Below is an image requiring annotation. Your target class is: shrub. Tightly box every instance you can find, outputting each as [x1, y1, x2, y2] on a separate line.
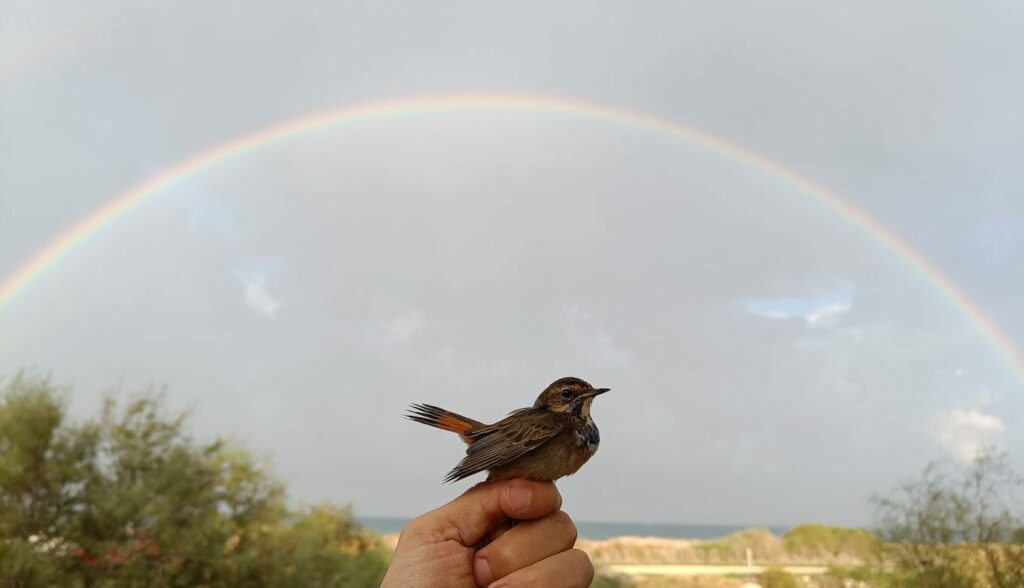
[0, 371, 387, 587]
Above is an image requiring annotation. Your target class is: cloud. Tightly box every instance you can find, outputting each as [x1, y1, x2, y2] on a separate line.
[567, 306, 631, 369]
[745, 286, 853, 329]
[384, 310, 424, 345]
[361, 309, 425, 355]
[805, 302, 851, 328]
[930, 409, 1004, 462]
[746, 306, 792, 320]
[936, 367, 970, 379]
[233, 271, 281, 318]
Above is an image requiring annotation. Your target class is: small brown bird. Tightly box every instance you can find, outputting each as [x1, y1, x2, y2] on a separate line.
[406, 377, 609, 482]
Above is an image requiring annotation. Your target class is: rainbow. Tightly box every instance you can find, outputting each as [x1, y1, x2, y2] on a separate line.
[1, 93, 1020, 377]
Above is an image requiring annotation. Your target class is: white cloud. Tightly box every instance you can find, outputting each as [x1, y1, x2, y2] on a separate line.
[567, 306, 631, 369]
[930, 409, 1004, 462]
[234, 271, 281, 318]
[362, 309, 426, 355]
[805, 302, 851, 328]
[747, 307, 791, 320]
[936, 367, 973, 380]
[745, 295, 852, 329]
[385, 310, 424, 345]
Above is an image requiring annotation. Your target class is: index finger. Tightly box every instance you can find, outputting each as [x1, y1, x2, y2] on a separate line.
[403, 478, 562, 547]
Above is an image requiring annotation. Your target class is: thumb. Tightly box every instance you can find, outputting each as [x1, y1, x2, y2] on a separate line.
[404, 479, 562, 547]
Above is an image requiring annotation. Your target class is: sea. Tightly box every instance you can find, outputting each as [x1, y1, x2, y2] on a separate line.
[360, 517, 787, 540]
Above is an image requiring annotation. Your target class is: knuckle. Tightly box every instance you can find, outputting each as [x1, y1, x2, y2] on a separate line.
[400, 518, 447, 545]
[551, 510, 578, 543]
[569, 549, 595, 586]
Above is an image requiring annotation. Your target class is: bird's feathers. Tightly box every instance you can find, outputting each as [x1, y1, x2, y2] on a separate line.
[405, 404, 485, 444]
[441, 408, 565, 482]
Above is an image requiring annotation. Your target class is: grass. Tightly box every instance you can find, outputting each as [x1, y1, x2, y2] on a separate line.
[781, 524, 881, 563]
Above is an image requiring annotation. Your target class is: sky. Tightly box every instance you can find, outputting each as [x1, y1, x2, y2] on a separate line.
[1, 1, 1023, 527]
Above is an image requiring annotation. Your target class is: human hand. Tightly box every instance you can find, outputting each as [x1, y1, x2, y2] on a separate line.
[380, 478, 593, 587]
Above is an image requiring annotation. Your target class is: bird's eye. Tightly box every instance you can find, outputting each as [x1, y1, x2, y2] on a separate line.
[560, 389, 573, 399]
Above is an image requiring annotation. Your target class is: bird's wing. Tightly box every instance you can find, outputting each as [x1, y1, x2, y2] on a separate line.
[443, 409, 564, 482]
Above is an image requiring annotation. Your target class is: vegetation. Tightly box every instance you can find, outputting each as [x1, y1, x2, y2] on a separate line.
[759, 566, 800, 588]
[0, 372, 388, 588]
[592, 573, 747, 588]
[694, 528, 781, 564]
[822, 565, 918, 588]
[871, 448, 1024, 588]
[592, 568, 633, 587]
[579, 525, 878, 566]
[781, 524, 880, 563]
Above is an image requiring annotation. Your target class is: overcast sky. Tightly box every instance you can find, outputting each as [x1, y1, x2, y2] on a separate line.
[2, 1, 1023, 527]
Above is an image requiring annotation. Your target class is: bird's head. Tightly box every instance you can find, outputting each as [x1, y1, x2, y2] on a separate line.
[534, 377, 610, 415]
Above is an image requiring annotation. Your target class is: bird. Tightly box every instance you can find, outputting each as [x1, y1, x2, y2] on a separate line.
[406, 376, 610, 482]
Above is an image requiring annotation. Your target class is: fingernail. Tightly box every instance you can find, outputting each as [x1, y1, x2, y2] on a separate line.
[507, 486, 532, 514]
[474, 556, 494, 586]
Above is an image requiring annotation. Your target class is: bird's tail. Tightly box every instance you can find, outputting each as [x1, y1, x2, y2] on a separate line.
[406, 404, 484, 444]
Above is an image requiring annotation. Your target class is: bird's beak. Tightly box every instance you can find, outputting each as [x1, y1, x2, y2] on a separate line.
[591, 388, 610, 397]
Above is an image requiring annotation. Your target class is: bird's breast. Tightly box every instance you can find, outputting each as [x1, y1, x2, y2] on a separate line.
[574, 417, 600, 454]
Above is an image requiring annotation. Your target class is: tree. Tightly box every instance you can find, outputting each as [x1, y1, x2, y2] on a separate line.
[0, 371, 388, 587]
[872, 449, 1024, 588]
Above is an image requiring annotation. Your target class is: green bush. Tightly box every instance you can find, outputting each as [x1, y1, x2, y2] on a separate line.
[0, 372, 388, 588]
